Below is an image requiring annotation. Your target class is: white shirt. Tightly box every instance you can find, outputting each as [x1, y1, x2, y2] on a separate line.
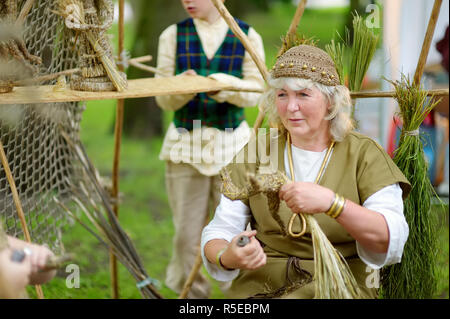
[201, 144, 409, 281]
[155, 17, 265, 176]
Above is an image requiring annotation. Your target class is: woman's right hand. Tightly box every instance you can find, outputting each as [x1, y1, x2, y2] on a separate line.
[220, 230, 266, 271]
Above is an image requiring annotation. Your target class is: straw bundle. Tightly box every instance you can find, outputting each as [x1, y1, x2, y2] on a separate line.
[55, 0, 127, 92]
[307, 215, 362, 298]
[277, 33, 318, 58]
[348, 14, 379, 94]
[324, 39, 345, 86]
[325, 13, 379, 118]
[380, 75, 441, 298]
[55, 129, 162, 299]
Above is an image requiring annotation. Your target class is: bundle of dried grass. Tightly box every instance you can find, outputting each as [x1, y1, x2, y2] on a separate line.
[348, 14, 379, 94]
[277, 33, 318, 58]
[324, 39, 345, 86]
[308, 216, 362, 298]
[380, 75, 441, 298]
[54, 0, 127, 92]
[325, 13, 379, 118]
[55, 129, 162, 299]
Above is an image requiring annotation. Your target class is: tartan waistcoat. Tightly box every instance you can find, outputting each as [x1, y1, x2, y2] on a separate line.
[174, 18, 249, 131]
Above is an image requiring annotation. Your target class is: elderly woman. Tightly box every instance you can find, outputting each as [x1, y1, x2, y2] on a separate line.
[200, 44, 411, 299]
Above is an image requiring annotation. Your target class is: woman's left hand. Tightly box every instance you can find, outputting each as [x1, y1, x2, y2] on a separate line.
[279, 182, 335, 215]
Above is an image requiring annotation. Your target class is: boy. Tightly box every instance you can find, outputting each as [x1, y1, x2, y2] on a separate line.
[155, 0, 265, 298]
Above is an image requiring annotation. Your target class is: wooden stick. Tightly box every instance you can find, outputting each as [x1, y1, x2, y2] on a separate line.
[126, 55, 152, 64]
[178, 210, 211, 299]
[413, 0, 443, 86]
[178, 247, 204, 299]
[253, 0, 308, 132]
[287, 0, 308, 39]
[13, 56, 152, 86]
[0, 139, 44, 299]
[109, 0, 126, 300]
[211, 0, 268, 82]
[128, 60, 165, 76]
[14, 68, 79, 86]
[15, 0, 36, 26]
[209, 0, 267, 134]
[351, 88, 449, 98]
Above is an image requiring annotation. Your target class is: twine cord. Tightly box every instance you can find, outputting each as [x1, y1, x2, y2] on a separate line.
[405, 129, 420, 136]
[136, 277, 161, 290]
[116, 50, 130, 69]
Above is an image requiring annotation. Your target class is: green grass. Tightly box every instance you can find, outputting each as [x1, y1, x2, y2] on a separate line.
[26, 3, 448, 299]
[435, 204, 449, 299]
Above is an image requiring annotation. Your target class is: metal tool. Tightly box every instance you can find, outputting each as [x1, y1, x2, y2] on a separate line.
[10, 249, 26, 263]
[237, 235, 250, 247]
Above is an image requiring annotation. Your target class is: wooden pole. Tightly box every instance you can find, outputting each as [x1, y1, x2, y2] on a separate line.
[13, 56, 152, 86]
[211, 0, 268, 82]
[211, 0, 269, 133]
[286, 0, 308, 41]
[178, 248, 204, 299]
[350, 88, 449, 99]
[253, 0, 307, 132]
[15, 0, 36, 26]
[128, 60, 165, 76]
[110, 0, 125, 300]
[0, 140, 44, 299]
[413, 0, 443, 86]
[178, 211, 211, 299]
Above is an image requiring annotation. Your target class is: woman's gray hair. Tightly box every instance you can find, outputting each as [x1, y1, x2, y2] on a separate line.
[259, 76, 354, 142]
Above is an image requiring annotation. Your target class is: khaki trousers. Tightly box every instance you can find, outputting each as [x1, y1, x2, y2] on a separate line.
[164, 161, 221, 299]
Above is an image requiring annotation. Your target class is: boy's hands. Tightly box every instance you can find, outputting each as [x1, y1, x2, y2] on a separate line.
[179, 69, 197, 76]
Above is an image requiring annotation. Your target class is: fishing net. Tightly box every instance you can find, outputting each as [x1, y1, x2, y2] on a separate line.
[0, 0, 90, 253]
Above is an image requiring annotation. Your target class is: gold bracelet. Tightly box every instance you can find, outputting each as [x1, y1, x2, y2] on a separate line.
[216, 248, 233, 271]
[331, 195, 346, 219]
[325, 193, 338, 215]
[325, 193, 346, 219]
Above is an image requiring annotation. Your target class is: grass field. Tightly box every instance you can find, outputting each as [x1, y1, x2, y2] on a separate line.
[26, 3, 448, 299]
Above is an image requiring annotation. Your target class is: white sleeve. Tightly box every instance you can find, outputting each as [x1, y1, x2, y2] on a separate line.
[207, 27, 265, 107]
[155, 24, 196, 111]
[201, 194, 251, 281]
[356, 183, 409, 269]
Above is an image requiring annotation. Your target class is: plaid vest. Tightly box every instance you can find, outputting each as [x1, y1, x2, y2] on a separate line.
[174, 18, 249, 131]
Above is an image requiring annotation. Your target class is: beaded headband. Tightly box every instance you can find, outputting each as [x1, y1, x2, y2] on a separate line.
[271, 44, 340, 86]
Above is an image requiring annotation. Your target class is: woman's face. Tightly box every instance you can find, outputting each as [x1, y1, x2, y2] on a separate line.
[275, 84, 330, 141]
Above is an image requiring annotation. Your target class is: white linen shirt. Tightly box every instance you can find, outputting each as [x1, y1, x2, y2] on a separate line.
[201, 144, 409, 282]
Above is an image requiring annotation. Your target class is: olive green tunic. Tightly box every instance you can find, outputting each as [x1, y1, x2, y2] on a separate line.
[222, 131, 411, 298]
